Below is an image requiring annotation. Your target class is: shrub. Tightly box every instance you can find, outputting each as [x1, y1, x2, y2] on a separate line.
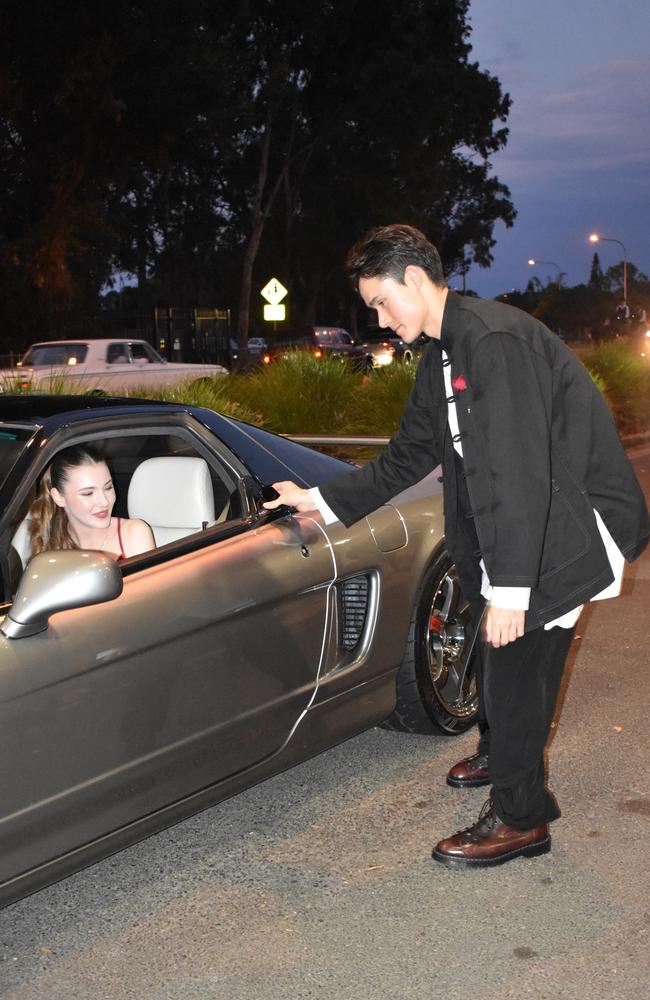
[125, 377, 258, 423]
[348, 360, 419, 435]
[223, 351, 362, 434]
[583, 341, 650, 434]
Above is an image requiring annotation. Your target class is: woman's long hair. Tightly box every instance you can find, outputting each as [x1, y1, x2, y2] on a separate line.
[28, 444, 107, 557]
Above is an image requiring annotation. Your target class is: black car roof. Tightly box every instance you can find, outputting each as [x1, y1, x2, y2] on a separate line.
[0, 394, 349, 487]
[0, 395, 185, 430]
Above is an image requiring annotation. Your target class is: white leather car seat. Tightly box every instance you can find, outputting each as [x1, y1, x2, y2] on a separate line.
[10, 512, 32, 569]
[127, 456, 216, 547]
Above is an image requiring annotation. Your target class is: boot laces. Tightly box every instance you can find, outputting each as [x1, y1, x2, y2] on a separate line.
[459, 798, 497, 842]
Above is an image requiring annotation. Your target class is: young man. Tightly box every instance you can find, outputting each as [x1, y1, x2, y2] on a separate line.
[263, 224, 649, 868]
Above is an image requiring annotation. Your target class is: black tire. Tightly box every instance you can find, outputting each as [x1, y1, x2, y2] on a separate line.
[383, 547, 479, 735]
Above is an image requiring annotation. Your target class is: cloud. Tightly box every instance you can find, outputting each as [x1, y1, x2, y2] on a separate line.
[491, 59, 650, 181]
[465, 1, 650, 295]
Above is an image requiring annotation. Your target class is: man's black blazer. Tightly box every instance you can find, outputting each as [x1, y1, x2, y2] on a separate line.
[321, 293, 649, 629]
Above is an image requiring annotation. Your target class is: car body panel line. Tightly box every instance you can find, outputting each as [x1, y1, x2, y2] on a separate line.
[0, 669, 395, 910]
[276, 513, 339, 751]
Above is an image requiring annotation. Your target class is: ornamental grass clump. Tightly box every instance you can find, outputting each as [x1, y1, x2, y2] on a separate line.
[127, 376, 257, 424]
[226, 350, 361, 435]
[0, 371, 101, 395]
[348, 358, 419, 435]
[583, 341, 650, 435]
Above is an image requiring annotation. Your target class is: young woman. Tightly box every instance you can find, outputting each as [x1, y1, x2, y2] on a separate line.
[28, 443, 155, 561]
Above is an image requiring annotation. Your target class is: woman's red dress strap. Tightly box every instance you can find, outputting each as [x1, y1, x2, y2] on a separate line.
[116, 517, 126, 560]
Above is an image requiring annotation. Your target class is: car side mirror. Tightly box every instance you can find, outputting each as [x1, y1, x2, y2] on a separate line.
[0, 550, 123, 639]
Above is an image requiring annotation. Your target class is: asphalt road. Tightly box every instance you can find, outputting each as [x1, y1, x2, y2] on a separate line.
[1, 447, 649, 1000]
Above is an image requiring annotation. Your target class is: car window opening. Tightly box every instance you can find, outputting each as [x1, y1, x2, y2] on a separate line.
[4, 428, 244, 599]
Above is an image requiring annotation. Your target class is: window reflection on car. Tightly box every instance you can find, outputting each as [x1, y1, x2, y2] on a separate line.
[20, 344, 89, 367]
[106, 341, 164, 365]
[130, 342, 162, 364]
[0, 426, 36, 490]
[106, 344, 130, 364]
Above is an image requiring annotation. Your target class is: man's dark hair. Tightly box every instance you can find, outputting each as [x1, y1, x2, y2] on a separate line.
[345, 224, 445, 291]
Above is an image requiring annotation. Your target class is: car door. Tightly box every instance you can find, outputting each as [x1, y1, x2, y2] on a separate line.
[0, 511, 335, 884]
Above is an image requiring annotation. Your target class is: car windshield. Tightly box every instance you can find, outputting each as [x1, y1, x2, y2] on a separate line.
[314, 329, 349, 343]
[20, 344, 89, 367]
[0, 425, 35, 490]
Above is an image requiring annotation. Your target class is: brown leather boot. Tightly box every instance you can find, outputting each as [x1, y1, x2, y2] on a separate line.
[432, 799, 551, 868]
[446, 751, 490, 788]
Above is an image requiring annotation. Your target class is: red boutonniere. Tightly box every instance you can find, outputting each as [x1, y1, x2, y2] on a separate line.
[452, 375, 468, 392]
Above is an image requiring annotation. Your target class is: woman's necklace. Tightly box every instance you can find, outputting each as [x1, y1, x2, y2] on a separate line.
[98, 517, 113, 552]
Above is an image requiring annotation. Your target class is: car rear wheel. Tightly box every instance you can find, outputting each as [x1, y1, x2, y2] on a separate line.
[383, 548, 479, 735]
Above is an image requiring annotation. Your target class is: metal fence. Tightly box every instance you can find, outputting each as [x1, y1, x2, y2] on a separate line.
[0, 353, 24, 369]
[99, 307, 232, 367]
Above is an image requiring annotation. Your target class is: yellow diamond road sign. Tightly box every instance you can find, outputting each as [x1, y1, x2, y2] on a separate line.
[261, 277, 288, 306]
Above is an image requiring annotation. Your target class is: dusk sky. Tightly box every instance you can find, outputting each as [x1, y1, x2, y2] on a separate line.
[462, 0, 649, 298]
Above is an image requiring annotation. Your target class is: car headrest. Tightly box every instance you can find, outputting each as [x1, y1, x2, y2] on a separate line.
[127, 456, 215, 546]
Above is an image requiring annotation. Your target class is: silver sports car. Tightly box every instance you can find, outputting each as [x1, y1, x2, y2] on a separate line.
[0, 396, 478, 908]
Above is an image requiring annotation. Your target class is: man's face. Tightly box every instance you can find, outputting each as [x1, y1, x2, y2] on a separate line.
[359, 272, 428, 343]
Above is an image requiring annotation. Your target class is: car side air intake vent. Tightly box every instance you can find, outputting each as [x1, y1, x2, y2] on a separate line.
[340, 575, 370, 651]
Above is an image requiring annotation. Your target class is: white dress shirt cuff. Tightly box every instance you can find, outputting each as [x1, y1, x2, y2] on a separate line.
[309, 487, 340, 525]
[488, 586, 531, 611]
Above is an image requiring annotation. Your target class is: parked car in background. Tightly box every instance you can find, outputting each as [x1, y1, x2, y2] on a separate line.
[0, 393, 479, 908]
[229, 337, 268, 367]
[359, 327, 424, 367]
[270, 327, 372, 371]
[1, 339, 228, 394]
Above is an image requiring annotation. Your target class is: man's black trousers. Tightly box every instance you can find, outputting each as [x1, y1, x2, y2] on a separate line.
[451, 451, 576, 830]
[474, 626, 575, 829]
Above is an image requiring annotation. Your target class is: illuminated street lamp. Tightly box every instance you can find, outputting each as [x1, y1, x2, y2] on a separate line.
[527, 258, 562, 284]
[589, 233, 628, 307]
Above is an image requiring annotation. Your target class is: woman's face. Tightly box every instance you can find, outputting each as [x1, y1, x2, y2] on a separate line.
[50, 461, 116, 533]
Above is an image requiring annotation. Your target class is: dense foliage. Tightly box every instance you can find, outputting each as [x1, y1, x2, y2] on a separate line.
[497, 261, 650, 340]
[0, 0, 514, 348]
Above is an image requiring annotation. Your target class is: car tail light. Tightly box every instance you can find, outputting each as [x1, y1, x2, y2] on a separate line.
[263, 354, 271, 364]
[313, 349, 322, 359]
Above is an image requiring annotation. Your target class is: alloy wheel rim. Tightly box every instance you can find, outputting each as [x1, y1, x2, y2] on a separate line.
[426, 565, 478, 719]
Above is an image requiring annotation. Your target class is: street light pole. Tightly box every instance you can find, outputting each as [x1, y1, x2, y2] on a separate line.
[588, 233, 628, 307]
[527, 259, 562, 284]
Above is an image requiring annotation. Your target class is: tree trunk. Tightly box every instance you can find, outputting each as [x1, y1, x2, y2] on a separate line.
[237, 216, 265, 356]
[237, 111, 291, 357]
